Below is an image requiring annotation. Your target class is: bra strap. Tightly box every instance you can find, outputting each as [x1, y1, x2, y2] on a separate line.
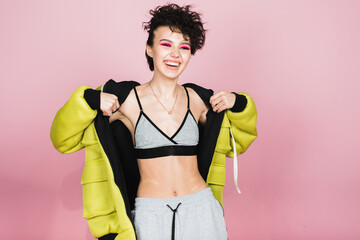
[184, 87, 190, 109]
[133, 87, 143, 111]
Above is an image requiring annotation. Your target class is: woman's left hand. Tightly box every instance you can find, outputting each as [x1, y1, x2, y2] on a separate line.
[209, 91, 236, 113]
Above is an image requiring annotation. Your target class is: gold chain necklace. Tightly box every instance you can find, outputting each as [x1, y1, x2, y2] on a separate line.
[149, 82, 179, 115]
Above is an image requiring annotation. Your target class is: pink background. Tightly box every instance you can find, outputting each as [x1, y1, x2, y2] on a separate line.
[1, 0, 359, 239]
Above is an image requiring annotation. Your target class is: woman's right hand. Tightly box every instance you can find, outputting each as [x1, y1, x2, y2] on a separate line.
[100, 92, 120, 116]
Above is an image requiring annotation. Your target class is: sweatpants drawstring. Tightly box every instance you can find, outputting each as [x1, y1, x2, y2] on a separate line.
[167, 202, 182, 240]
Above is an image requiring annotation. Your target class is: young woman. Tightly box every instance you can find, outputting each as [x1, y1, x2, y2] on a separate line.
[50, 4, 257, 240]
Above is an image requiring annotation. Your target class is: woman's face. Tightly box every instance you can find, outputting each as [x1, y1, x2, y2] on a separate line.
[146, 26, 192, 81]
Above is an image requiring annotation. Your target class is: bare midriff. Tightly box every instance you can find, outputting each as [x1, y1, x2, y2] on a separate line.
[136, 155, 208, 198]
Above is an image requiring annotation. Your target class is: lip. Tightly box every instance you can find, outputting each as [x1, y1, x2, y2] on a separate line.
[164, 60, 181, 70]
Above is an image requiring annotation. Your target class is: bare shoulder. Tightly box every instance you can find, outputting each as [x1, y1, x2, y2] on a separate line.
[119, 88, 141, 119]
[186, 87, 208, 112]
[109, 88, 140, 131]
[120, 88, 136, 109]
[186, 87, 209, 125]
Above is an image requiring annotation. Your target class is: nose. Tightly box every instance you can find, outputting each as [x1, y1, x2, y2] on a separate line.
[170, 48, 180, 58]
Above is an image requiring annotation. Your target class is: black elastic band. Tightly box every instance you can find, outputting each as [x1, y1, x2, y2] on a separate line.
[230, 92, 247, 112]
[167, 202, 182, 240]
[84, 89, 101, 110]
[133, 87, 143, 111]
[135, 145, 198, 159]
[184, 87, 190, 109]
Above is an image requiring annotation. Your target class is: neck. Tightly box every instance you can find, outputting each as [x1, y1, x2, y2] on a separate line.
[150, 73, 179, 99]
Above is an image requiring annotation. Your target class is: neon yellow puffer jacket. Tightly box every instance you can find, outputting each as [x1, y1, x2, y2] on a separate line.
[50, 81, 257, 240]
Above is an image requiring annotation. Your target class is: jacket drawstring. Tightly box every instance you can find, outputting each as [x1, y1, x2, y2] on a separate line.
[230, 128, 241, 194]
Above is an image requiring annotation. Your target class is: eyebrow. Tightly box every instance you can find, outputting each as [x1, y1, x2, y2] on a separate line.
[159, 39, 191, 46]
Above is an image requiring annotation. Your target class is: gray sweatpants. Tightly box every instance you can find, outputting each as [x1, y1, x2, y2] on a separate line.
[131, 187, 228, 240]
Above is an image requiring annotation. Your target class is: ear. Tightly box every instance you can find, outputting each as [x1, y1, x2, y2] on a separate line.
[146, 44, 153, 58]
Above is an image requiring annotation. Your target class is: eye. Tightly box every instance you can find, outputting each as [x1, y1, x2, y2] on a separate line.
[160, 42, 171, 47]
[180, 45, 190, 51]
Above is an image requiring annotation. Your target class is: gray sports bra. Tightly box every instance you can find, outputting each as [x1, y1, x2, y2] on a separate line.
[133, 86, 199, 159]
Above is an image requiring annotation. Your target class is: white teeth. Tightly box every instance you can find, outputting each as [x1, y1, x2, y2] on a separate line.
[165, 61, 179, 67]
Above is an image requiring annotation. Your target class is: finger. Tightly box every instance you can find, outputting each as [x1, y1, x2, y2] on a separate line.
[209, 92, 223, 104]
[112, 106, 120, 114]
[213, 101, 226, 113]
[211, 91, 224, 99]
[110, 103, 116, 112]
[108, 97, 119, 111]
[216, 103, 228, 113]
[113, 99, 120, 111]
[102, 106, 113, 116]
[211, 95, 225, 109]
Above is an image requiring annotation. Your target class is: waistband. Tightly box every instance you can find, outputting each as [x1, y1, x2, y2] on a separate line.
[134, 187, 214, 210]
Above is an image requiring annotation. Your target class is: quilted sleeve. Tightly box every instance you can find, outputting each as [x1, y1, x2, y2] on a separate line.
[50, 85, 100, 154]
[225, 92, 258, 157]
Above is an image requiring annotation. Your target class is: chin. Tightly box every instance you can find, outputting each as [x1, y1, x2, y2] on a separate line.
[157, 68, 184, 80]
[164, 75, 181, 81]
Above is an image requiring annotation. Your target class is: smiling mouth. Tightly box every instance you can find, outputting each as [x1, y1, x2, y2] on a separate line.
[164, 61, 180, 67]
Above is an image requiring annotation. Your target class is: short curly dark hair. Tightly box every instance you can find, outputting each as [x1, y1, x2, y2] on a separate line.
[143, 3, 206, 71]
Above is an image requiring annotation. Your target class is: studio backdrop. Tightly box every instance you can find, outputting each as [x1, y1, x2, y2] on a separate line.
[0, 0, 359, 239]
